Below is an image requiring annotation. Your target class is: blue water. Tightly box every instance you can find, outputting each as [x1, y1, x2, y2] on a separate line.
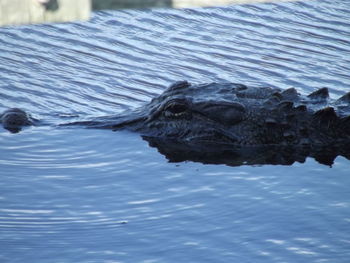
[0, 0, 350, 262]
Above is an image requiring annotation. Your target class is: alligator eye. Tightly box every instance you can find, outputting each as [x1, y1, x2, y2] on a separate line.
[164, 100, 189, 117]
[166, 103, 187, 114]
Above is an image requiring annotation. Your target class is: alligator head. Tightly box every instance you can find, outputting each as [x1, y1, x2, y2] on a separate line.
[112, 81, 350, 148]
[107, 81, 350, 165]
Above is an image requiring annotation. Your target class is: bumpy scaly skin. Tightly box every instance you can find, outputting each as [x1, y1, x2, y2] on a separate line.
[110, 81, 350, 147]
[1, 81, 350, 147]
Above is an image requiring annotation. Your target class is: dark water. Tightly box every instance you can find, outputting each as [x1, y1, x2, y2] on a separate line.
[0, 0, 350, 262]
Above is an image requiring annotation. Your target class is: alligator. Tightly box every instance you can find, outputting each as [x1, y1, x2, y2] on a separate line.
[1, 81, 350, 166]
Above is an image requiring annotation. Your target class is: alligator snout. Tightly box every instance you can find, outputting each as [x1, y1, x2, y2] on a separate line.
[0, 108, 33, 133]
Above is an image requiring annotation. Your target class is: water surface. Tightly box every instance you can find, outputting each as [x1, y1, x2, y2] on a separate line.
[0, 0, 350, 262]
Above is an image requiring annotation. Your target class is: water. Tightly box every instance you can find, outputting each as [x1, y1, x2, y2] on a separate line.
[0, 0, 350, 262]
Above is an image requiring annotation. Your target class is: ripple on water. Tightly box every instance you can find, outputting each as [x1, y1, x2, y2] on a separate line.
[1, 0, 350, 262]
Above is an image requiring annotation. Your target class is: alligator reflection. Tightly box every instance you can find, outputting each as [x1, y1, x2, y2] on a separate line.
[143, 136, 350, 166]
